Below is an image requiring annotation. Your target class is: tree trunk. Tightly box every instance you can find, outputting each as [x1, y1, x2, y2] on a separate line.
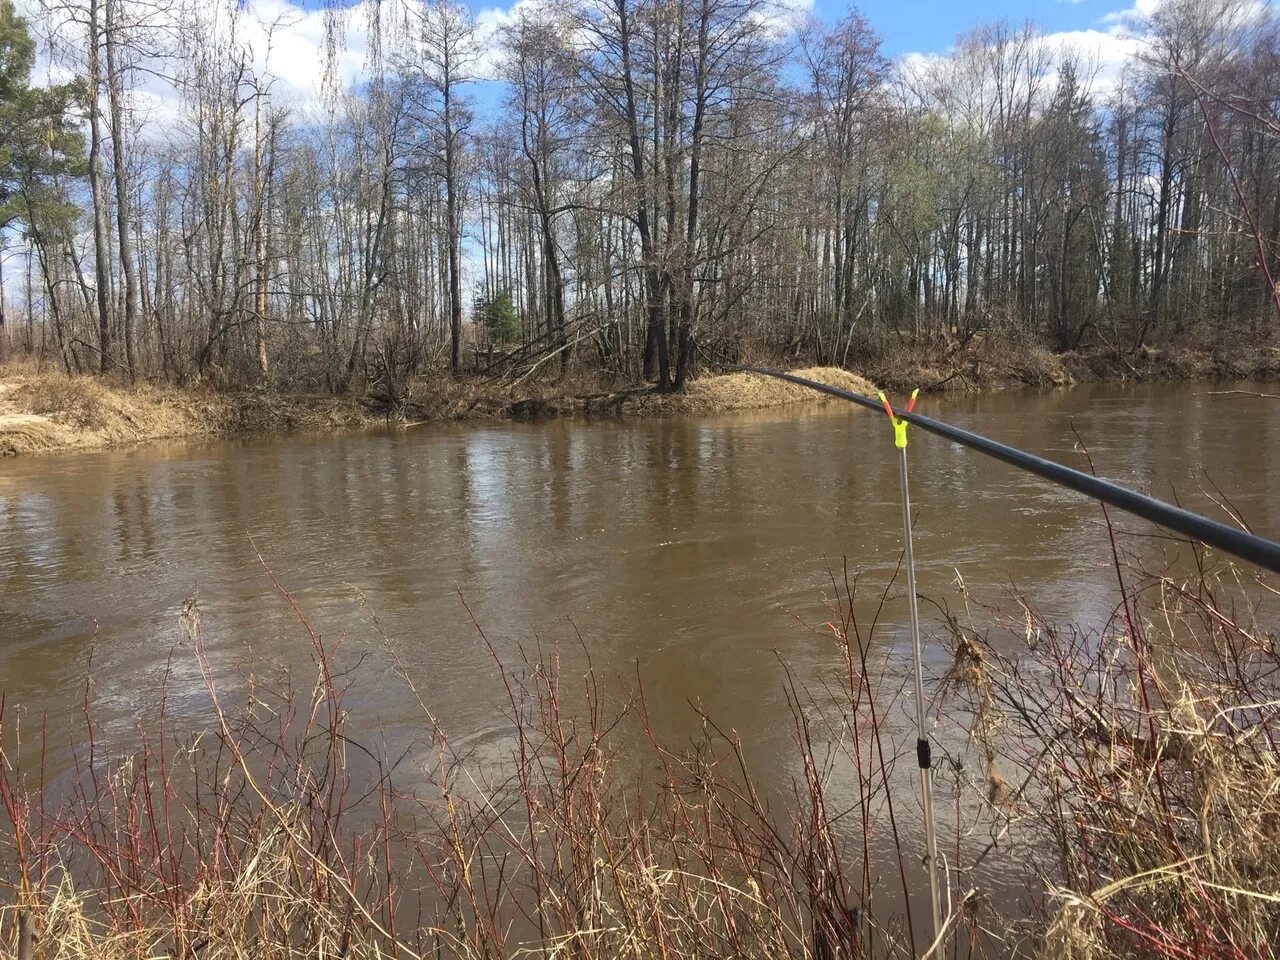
[253, 88, 271, 380]
[105, 0, 137, 380]
[87, 0, 114, 374]
[615, 0, 668, 388]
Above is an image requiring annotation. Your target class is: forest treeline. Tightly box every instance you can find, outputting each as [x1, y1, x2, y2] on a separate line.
[0, 0, 1277, 395]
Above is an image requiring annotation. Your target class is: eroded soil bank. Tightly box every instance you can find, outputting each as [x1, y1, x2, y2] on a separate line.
[4, 331, 1277, 456]
[0, 373, 376, 456]
[0, 366, 875, 456]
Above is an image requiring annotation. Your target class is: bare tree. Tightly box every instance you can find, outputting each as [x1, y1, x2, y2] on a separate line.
[6, 0, 1276, 389]
[411, 0, 477, 375]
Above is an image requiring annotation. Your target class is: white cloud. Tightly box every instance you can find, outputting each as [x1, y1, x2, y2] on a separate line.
[896, 0, 1155, 101]
[1101, 0, 1163, 28]
[219, 0, 376, 103]
[1038, 27, 1147, 94]
[757, 0, 816, 39]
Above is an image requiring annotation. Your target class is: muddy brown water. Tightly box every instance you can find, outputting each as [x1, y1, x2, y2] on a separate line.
[2, 381, 1278, 930]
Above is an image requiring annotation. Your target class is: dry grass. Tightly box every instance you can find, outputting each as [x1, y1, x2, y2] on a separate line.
[0, 375, 214, 454]
[6, 546, 1274, 959]
[660, 367, 876, 415]
[0, 369, 378, 456]
[0, 365, 873, 456]
[932, 543, 1280, 958]
[506, 367, 877, 419]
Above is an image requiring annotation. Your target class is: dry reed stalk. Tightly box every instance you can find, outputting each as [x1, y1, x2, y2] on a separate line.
[3, 543, 1277, 959]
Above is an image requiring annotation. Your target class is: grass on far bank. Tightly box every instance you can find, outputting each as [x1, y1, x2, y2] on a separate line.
[0, 363, 875, 456]
[502, 366, 875, 419]
[0, 364, 378, 456]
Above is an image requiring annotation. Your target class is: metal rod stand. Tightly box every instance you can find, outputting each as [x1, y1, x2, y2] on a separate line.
[897, 443, 943, 954]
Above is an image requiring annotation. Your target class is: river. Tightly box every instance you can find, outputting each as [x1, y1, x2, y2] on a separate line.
[2, 381, 1278, 919]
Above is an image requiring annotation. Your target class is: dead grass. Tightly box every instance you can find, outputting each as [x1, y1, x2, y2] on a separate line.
[505, 366, 877, 419]
[659, 366, 876, 415]
[0, 366, 875, 456]
[0, 375, 209, 455]
[0, 370, 379, 456]
[932, 545, 1280, 959]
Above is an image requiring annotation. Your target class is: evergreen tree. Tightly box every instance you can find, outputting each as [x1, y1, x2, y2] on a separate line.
[0, 0, 84, 234]
[484, 290, 520, 344]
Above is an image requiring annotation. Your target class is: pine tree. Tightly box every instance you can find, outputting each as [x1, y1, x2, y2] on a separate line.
[0, 0, 83, 231]
[1, 0, 82, 353]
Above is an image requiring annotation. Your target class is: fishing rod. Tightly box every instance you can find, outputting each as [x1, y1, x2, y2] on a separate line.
[734, 365, 1280, 576]
[734, 364, 1277, 956]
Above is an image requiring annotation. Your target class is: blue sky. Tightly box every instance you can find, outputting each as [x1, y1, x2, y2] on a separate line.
[814, 0, 1127, 56]
[17, 0, 1152, 138]
[277, 0, 1145, 63]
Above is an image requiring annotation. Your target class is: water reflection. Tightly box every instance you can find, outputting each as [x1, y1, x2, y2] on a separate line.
[0, 383, 1276, 788]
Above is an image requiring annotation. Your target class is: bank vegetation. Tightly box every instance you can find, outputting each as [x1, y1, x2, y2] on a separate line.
[0, 363, 880, 454]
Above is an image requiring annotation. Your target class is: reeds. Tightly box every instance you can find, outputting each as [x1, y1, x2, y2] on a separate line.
[0, 565, 918, 959]
[2, 543, 1277, 958]
[933, 548, 1280, 958]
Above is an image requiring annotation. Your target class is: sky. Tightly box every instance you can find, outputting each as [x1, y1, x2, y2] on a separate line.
[15, 0, 1161, 128]
[241, 0, 1159, 107]
[807, 0, 1146, 58]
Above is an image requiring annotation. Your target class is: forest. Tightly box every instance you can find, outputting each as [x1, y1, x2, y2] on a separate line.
[0, 0, 1278, 396]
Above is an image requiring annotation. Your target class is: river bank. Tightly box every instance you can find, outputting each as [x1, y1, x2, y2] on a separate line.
[858, 330, 1280, 391]
[0, 372, 377, 457]
[2, 334, 1276, 456]
[0, 365, 876, 457]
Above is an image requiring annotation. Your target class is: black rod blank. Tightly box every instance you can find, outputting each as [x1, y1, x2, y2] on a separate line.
[734, 365, 1280, 576]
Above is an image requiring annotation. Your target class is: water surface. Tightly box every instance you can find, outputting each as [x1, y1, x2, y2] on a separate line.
[2, 382, 1277, 904]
